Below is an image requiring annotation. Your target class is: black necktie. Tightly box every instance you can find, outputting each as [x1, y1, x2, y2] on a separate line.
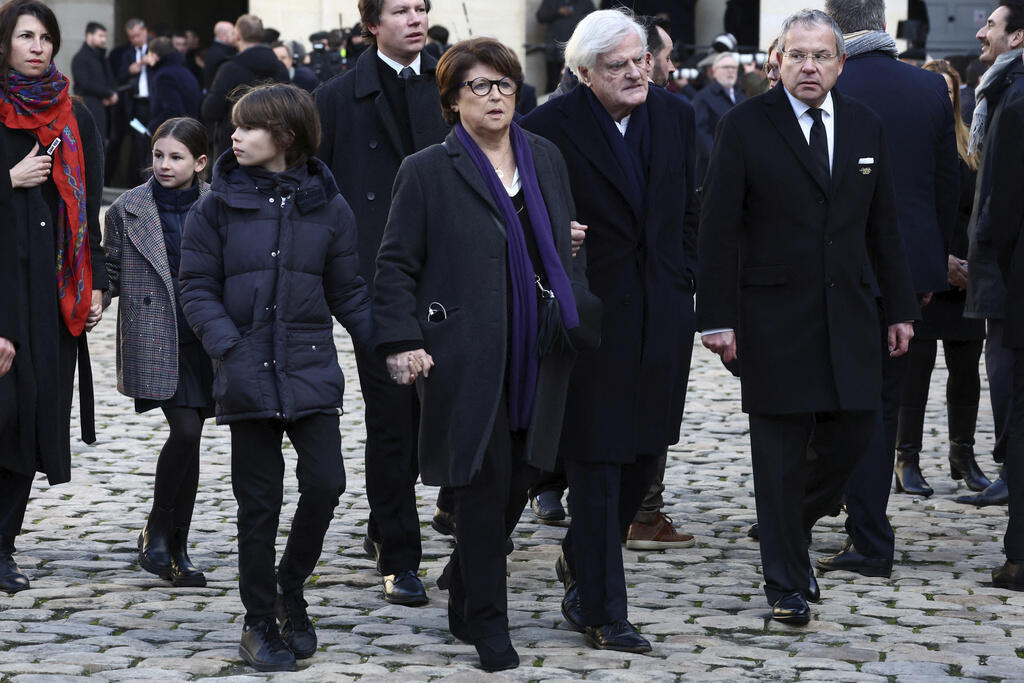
[807, 107, 830, 184]
[399, 66, 415, 81]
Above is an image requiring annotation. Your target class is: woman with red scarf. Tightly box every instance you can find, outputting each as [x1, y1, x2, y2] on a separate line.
[0, 0, 106, 593]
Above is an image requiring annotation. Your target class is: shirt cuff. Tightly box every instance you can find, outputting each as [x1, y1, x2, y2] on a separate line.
[700, 328, 734, 336]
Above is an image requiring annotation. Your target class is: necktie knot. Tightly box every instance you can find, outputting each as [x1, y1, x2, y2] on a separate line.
[808, 107, 824, 124]
[399, 66, 415, 80]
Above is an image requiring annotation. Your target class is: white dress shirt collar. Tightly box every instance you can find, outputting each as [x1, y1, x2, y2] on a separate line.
[377, 50, 421, 77]
[783, 87, 836, 171]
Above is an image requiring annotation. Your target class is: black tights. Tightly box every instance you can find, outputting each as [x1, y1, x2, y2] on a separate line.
[152, 406, 205, 528]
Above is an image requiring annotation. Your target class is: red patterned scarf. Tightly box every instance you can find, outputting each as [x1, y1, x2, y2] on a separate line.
[0, 64, 91, 336]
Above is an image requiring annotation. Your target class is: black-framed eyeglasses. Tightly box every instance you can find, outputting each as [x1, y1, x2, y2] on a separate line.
[457, 76, 519, 97]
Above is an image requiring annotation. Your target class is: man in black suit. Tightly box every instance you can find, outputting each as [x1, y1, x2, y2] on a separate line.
[989, 50, 1024, 588]
[698, 9, 918, 624]
[116, 17, 153, 186]
[72, 22, 118, 148]
[811, 0, 958, 578]
[314, 0, 448, 607]
[522, 8, 698, 652]
[536, 0, 596, 93]
[203, 21, 238, 91]
[692, 51, 745, 182]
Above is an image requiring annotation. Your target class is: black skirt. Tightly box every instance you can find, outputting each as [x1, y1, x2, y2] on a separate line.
[135, 340, 215, 418]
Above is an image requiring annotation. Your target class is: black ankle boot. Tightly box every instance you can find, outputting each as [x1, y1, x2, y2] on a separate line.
[894, 408, 932, 496]
[0, 535, 29, 593]
[169, 525, 206, 587]
[138, 506, 174, 578]
[948, 403, 991, 491]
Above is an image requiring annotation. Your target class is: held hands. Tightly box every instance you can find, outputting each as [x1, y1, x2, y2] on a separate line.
[85, 289, 103, 332]
[948, 254, 968, 290]
[887, 322, 914, 358]
[702, 330, 738, 363]
[386, 349, 435, 385]
[570, 220, 587, 258]
[0, 337, 14, 377]
[9, 143, 52, 189]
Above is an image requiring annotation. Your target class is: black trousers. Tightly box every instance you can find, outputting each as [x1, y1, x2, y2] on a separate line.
[230, 413, 345, 622]
[561, 454, 658, 625]
[987, 320, 1014, 464]
[840, 326, 912, 560]
[0, 469, 33, 538]
[750, 410, 877, 604]
[529, 462, 566, 499]
[353, 344, 422, 575]
[448, 400, 537, 638]
[1004, 348, 1024, 561]
[900, 338, 983, 414]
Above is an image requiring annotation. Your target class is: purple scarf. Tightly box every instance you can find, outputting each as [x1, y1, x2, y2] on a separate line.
[454, 122, 578, 430]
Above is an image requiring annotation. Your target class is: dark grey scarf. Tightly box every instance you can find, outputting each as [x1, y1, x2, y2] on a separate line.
[843, 30, 899, 59]
[969, 48, 1024, 156]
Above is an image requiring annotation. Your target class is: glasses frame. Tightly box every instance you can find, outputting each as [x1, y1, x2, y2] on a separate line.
[782, 50, 838, 65]
[457, 76, 520, 97]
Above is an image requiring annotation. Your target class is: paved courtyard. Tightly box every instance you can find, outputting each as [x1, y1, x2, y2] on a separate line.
[1, 294, 1021, 682]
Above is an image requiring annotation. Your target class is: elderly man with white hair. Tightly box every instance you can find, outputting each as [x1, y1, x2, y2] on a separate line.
[692, 51, 744, 182]
[522, 8, 699, 653]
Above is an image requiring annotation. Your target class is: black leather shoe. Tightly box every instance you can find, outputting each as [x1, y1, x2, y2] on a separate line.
[555, 552, 574, 589]
[583, 619, 652, 653]
[0, 536, 29, 594]
[138, 506, 174, 578]
[561, 584, 585, 632]
[956, 475, 1008, 506]
[276, 590, 317, 659]
[475, 633, 519, 672]
[816, 540, 892, 578]
[169, 526, 206, 587]
[992, 560, 1024, 590]
[771, 592, 811, 625]
[806, 568, 821, 604]
[383, 570, 428, 606]
[239, 618, 296, 672]
[747, 523, 759, 540]
[531, 490, 566, 523]
[362, 535, 380, 563]
[894, 459, 933, 497]
[431, 506, 456, 537]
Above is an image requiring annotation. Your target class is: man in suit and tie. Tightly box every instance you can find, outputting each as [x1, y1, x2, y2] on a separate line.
[314, 0, 449, 608]
[116, 17, 153, 186]
[692, 51, 744, 183]
[698, 9, 918, 624]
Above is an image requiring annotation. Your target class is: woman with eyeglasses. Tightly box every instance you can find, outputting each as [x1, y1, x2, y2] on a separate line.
[373, 37, 597, 672]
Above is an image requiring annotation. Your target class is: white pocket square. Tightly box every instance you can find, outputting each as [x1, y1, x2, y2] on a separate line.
[858, 157, 874, 164]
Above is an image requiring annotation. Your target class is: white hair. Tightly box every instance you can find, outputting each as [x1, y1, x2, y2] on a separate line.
[563, 9, 647, 78]
[712, 51, 739, 67]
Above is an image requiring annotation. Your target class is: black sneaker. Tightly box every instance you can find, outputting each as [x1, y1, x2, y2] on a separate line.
[276, 590, 317, 659]
[239, 618, 296, 671]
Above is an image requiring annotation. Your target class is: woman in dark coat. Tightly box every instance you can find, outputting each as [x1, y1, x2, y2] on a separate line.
[373, 38, 593, 672]
[180, 84, 373, 673]
[894, 59, 989, 497]
[0, 0, 106, 594]
[104, 117, 212, 587]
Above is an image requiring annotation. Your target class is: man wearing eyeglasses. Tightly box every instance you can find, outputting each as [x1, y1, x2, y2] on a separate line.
[698, 9, 918, 624]
[810, 0, 958, 579]
[314, 0, 448, 608]
[692, 51, 744, 184]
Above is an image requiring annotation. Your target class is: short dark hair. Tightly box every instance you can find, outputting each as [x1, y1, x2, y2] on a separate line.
[359, 0, 432, 42]
[150, 36, 175, 59]
[427, 25, 448, 44]
[436, 37, 522, 126]
[235, 14, 264, 44]
[231, 83, 321, 168]
[85, 21, 106, 35]
[824, 0, 886, 33]
[644, 16, 666, 55]
[0, 0, 61, 85]
[1002, 1, 1024, 34]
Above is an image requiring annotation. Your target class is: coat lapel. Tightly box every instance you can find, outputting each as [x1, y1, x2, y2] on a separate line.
[829, 89, 855, 193]
[354, 48, 407, 157]
[444, 133, 505, 236]
[763, 85, 831, 195]
[123, 182, 174, 300]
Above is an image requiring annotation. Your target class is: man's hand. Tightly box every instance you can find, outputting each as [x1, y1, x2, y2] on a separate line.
[701, 330, 737, 363]
[128, 60, 143, 75]
[85, 289, 103, 332]
[570, 220, 587, 258]
[919, 292, 933, 307]
[948, 254, 968, 290]
[386, 349, 435, 385]
[887, 322, 914, 357]
[0, 337, 14, 377]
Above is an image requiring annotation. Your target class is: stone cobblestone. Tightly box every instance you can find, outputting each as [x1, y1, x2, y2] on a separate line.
[1, 243, 1022, 679]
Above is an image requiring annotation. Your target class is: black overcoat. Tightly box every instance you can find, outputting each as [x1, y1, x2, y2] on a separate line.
[70, 43, 116, 141]
[696, 85, 919, 415]
[373, 130, 586, 486]
[521, 84, 699, 463]
[692, 79, 744, 182]
[314, 47, 449, 295]
[0, 101, 107, 484]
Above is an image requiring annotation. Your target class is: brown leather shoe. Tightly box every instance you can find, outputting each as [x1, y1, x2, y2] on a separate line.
[626, 513, 695, 550]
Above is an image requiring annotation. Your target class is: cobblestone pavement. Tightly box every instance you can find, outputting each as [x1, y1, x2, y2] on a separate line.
[1, 292, 1021, 681]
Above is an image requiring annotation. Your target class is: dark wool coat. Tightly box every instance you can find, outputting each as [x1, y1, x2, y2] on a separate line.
[314, 47, 449, 295]
[693, 79, 745, 182]
[536, 0, 596, 61]
[373, 130, 586, 486]
[148, 51, 202, 134]
[837, 51, 959, 296]
[202, 41, 238, 91]
[697, 85, 920, 415]
[988, 76, 1024, 349]
[966, 60, 1024, 321]
[522, 84, 700, 463]
[104, 179, 211, 399]
[0, 101, 107, 484]
[71, 43, 116, 141]
[179, 153, 373, 424]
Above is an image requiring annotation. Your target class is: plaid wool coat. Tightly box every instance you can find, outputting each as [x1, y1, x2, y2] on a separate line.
[103, 179, 211, 400]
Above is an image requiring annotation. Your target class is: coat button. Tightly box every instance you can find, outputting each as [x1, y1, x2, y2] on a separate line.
[311, 345, 317, 351]
[826, 239, 833, 247]
[369, 140, 378, 149]
[817, 196, 825, 204]
[271, 250, 278, 257]
[828, 279, 836, 288]
[143, 296, 152, 305]
[263, 361, 269, 367]
[367, 191, 376, 201]
[39, 221, 46, 227]
[269, 197, 275, 203]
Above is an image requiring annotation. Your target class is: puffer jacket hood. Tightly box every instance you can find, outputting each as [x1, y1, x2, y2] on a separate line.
[231, 44, 289, 82]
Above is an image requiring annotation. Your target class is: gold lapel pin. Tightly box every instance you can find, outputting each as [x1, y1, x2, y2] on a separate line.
[859, 167, 872, 175]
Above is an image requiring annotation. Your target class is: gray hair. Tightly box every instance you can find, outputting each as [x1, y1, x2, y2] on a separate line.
[124, 17, 145, 31]
[563, 9, 647, 78]
[778, 9, 846, 56]
[825, 0, 886, 33]
[712, 51, 739, 67]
